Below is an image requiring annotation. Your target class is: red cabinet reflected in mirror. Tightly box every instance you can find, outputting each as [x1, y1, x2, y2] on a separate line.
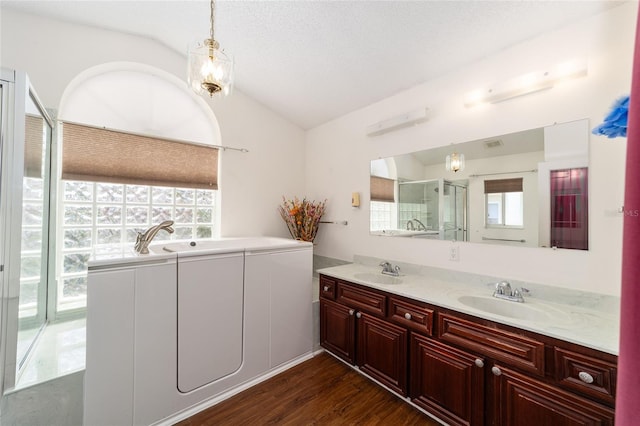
[550, 168, 588, 250]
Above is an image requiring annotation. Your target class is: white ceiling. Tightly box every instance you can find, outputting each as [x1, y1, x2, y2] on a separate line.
[2, 1, 624, 130]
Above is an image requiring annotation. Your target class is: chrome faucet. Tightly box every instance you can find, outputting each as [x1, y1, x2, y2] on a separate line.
[406, 220, 415, 230]
[135, 220, 174, 254]
[492, 280, 527, 303]
[412, 218, 427, 231]
[379, 261, 401, 277]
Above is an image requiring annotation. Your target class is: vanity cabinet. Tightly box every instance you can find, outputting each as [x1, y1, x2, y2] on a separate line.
[318, 274, 617, 426]
[357, 312, 407, 395]
[410, 333, 485, 426]
[320, 298, 355, 364]
[489, 365, 614, 426]
[319, 276, 409, 395]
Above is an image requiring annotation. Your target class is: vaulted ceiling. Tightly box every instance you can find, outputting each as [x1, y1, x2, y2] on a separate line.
[2, 1, 624, 129]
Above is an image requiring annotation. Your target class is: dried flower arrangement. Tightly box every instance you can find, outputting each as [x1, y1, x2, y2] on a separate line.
[278, 196, 327, 242]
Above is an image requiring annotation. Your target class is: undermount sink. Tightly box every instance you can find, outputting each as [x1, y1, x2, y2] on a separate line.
[457, 295, 554, 322]
[354, 272, 403, 285]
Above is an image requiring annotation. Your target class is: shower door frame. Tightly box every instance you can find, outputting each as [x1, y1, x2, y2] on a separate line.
[0, 69, 54, 394]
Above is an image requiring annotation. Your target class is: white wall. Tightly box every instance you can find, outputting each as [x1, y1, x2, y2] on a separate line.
[0, 9, 306, 239]
[306, 3, 635, 296]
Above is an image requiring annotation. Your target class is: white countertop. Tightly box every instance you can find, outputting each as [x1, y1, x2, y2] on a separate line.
[88, 237, 312, 269]
[317, 261, 620, 355]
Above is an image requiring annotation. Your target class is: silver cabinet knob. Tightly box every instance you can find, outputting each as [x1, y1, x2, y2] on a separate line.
[578, 371, 594, 384]
[475, 358, 484, 368]
[491, 366, 502, 376]
[323, 285, 329, 292]
[356, 312, 362, 319]
[348, 309, 355, 316]
[404, 312, 412, 320]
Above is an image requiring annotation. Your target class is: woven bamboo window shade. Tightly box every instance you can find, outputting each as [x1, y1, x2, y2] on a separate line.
[62, 122, 219, 190]
[484, 177, 523, 194]
[370, 176, 395, 202]
[25, 114, 44, 178]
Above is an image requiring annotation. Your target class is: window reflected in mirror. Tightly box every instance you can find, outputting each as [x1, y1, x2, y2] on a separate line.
[484, 178, 524, 227]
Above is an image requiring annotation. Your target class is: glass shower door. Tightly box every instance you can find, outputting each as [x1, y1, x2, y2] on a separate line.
[442, 182, 468, 242]
[16, 93, 52, 372]
[0, 71, 53, 391]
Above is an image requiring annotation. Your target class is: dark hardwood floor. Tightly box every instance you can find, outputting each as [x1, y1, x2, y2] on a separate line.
[176, 352, 440, 425]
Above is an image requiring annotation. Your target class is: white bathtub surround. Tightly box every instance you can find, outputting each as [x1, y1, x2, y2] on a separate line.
[85, 237, 313, 426]
[318, 255, 619, 355]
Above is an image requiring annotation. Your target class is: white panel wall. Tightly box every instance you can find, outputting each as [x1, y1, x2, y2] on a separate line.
[306, 3, 635, 296]
[0, 9, 306, 239]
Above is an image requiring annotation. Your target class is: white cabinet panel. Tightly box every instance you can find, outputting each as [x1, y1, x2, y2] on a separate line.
[269, 249, 313, 367]
[133, 262, 178, 426]
[177, 252, 245, 393]
[84, 268, 135, 426]
[245, 247, 313, 369]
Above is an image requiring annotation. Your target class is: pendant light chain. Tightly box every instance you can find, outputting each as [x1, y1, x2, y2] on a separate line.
[209, 0, 215, 42]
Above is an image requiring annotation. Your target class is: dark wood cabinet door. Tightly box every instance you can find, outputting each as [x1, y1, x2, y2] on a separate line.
[356, 312, 408, 395]
[490, 365, 614, 426]
[320, 299, 355, 364]
[410, 333, 484, 426]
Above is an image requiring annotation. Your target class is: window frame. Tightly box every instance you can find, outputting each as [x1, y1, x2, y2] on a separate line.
[50, 122, 221, 320]
[485, 191, 524, 229]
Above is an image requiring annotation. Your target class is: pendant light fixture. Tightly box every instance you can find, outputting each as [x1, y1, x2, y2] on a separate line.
[188, 0, 234, 98]
[446, 151, 465, 173]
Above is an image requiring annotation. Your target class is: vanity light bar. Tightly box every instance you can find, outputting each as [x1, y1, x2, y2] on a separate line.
[365, 108, 428, 137]
[464, 58, 588, 108]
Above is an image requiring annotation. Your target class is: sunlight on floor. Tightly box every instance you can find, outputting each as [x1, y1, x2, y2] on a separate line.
[15, 318, 86, 390]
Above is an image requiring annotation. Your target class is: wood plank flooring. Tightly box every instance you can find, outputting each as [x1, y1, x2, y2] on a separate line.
[176, 352, 440, 425]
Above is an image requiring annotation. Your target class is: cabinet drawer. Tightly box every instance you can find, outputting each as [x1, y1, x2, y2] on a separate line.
[319, 275, 337, 300]
[389, 296, 433, 336]
[554, 347, 616, 406]
[492, 365, 615, 426]
[438, 313, 544, 376]
[337, 282, 387, 317]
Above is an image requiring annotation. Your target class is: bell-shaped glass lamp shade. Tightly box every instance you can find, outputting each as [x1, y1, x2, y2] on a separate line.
[446, 152, 465, 173]
[188, 38, 234, 98]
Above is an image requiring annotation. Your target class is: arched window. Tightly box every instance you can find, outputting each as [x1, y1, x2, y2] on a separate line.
[55, 63, 220, 314]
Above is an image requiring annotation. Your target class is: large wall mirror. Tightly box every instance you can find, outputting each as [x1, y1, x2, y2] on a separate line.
[370, 119, 589, 250]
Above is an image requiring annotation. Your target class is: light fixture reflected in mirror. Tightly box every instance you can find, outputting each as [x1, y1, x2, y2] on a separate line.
[446, 151, 465, 172]
[188, 0, 234, 98]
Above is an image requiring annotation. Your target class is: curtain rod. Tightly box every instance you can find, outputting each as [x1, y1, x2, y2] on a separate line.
[470, 169, 537, 178]
[60, 120, 249, 153]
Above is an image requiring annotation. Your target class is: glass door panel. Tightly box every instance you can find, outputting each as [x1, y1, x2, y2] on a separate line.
[442, 182, 468, 242]
[16, 93, 51, 371]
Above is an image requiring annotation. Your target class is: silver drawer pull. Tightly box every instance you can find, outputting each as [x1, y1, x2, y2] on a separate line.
[356, 312, 362, 319]
[404, 312, 412, 320]
[348, 309, 355, 316]
[475, 358, 484, 368]
[491, 366, 502, 376]
[578, 371, 594, 384]
[323, 285, 329, 292]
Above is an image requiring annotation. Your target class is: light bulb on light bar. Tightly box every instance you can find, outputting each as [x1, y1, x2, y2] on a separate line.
[463, 58, 587, 108]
